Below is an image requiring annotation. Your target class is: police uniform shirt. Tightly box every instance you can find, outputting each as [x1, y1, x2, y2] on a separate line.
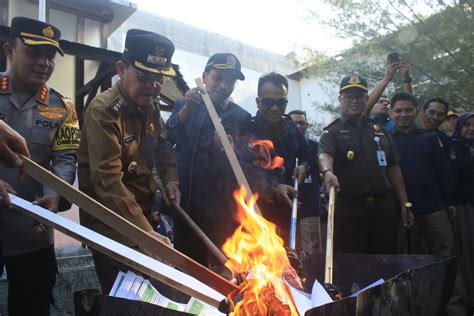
[78, 81, 179, 246]
[0, 71, 79, 256]
[318, 114, 400, 197]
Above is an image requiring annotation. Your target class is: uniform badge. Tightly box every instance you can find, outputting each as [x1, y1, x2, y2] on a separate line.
[449, 149, 457, 160]
[128, 161, 138, 173]
[123, 135, 135, 144]
[42, 26, 54, 38]
[39, 111, 63, 119]
[347, 150, 355, 161]
[0, 76, 8, 92]
[36, 85, 49, 103]
[147, 123, 155, 134]
[348, 74, 360, 84]
[373, 124, 380, 131]
[226, 55, 237, 67]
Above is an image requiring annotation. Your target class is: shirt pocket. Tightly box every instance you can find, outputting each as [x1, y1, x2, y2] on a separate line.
[337, 133, 359, 162]
[30, 126, 55, 146]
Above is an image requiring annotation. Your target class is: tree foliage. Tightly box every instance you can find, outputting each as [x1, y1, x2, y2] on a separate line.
[305, 0, 473, 111]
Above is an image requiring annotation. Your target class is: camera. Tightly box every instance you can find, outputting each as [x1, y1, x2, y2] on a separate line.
[388, 52, 400, 64]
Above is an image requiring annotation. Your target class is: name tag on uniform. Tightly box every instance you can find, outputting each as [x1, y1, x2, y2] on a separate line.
[377, 150, 387, 166]
[123, 135, 135, 144]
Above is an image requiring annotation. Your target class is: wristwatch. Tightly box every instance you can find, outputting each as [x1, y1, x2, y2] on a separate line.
[322, 168, 333, 175]
[403, 202, 413, 208]
[403, 76, 413, 83]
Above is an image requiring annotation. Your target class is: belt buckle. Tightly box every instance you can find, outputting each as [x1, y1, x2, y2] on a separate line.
[365, 197, 375, 204]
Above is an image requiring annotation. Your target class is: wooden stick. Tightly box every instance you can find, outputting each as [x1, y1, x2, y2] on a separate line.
[171, 201, 228, 265]
[9, 194, 224, 307]
[20, 156, 239, 297]
[195, 78, 261, 215]
[324, 186, 336, 284]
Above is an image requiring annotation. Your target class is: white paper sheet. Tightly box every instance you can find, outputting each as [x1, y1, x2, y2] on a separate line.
[311, 279, 333, 308]
[350, 278, 385, 297]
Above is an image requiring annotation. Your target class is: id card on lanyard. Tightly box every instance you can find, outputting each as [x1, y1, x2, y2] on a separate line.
[374, 136, 387, 166]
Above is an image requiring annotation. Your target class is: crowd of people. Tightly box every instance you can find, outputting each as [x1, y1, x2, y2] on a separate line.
[0, 17, 472, 315]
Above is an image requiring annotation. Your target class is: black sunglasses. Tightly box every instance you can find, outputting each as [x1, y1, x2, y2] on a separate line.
[260, 98, 289, 108]
[129, 67, 168, 86]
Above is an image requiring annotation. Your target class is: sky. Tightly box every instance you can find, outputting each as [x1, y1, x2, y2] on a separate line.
[130, 0, 353, 56]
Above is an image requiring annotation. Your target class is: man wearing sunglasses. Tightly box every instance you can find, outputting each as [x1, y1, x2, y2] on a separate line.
[318, 74, 412, 255]
[250, 72, 313, 245]
[78, 29, 180, 293]
[167, 53, 251, 265]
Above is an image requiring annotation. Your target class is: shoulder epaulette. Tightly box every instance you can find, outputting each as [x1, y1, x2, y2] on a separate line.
[324, 117, 340, 130]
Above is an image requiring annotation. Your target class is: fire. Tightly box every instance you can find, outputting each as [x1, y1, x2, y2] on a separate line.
[250, 140, 285, 169]
[222, 186, 299, 315]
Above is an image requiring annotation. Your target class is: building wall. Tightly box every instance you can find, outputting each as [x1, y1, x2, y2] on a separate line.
[108, 10, 302, 117]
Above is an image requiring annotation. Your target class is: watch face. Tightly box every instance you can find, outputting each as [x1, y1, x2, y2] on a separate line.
[404, 202, 413, 208]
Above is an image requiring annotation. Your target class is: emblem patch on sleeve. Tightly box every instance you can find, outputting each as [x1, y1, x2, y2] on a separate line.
[52, 97, 81, 151]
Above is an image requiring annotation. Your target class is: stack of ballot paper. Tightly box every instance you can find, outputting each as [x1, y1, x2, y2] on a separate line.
[109, 271, 224, 315]
[110, 271, 385, 315]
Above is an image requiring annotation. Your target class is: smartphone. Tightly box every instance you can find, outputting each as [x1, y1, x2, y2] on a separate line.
[388, 52, 400, 64]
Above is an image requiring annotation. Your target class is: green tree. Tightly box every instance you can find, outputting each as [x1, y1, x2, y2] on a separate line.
[305, 0, 473, 111]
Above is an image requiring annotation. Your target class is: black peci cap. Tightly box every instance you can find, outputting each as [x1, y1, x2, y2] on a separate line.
[9, 16, 63, 56]
[340, 74, 368, 93]
[122, 29, 176, 77]
[205, 53, 245, 80]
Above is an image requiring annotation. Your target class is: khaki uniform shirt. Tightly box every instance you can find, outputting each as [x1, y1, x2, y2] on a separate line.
[318, 114, 400, 198]
[78, 81, 179, 246]
[0, 71, 79, 256]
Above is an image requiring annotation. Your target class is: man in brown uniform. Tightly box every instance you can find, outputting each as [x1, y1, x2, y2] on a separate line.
[318, 74, 413, 254]
[78, 29, 180, 293]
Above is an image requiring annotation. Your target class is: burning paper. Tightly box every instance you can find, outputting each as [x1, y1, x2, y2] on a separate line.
[222, 186, 299, 315]
[250, 139, 285, 169]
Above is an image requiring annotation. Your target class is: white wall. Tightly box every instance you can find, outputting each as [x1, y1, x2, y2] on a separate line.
[299, 76, 340, 127]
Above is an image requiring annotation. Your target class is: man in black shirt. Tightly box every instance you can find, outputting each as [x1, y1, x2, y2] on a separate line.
[390, 92, 466, 315]
[389, 92, 456, 255]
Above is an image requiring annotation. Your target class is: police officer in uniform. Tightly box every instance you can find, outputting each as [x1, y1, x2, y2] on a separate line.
[0, 17, 80, 315]
[78, 29, 180, 294]
[318, 74, 413, 254]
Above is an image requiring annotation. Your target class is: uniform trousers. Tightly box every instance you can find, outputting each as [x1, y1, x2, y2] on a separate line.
[0, 245, 57, 316]
[334, 194, 399, 254]
[299, 216, 322, 257]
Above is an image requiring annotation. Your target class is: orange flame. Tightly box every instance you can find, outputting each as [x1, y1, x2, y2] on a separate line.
[250, 139, 285, 169]
[222, 186, 299, 315]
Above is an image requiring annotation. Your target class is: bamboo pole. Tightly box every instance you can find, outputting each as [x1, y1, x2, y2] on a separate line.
[171, 201, 227, 265]
[324, 186, 336, 284]
[195, 78, 262, 215]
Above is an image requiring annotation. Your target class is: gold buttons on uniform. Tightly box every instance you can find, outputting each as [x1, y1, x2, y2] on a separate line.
[346, 150, 355, 161]
[128, 161, 138, 173]
[147, 123, 155, 134]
